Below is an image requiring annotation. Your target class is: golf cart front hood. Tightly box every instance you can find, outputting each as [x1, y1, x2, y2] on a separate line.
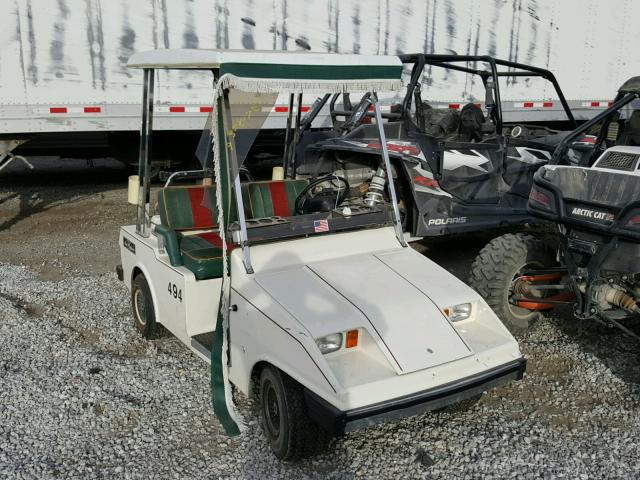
[254, 252, 472, 374]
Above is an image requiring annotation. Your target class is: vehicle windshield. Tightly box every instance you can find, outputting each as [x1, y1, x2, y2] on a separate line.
[223, 89, 399, 245]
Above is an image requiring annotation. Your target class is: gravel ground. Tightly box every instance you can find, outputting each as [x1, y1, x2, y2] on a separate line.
[2, 159, 640, 479]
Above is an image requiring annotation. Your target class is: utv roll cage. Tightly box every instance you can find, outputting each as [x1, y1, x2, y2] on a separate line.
[398, 54, 577, 132]
[550, 76, 640, 165]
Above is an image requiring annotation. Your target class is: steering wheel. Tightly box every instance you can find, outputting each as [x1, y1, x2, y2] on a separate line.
[295, 175, 350, 215]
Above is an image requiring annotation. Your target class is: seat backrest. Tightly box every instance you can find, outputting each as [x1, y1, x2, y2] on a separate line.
[243, 179, 308, 219]
[157, 185, 218, 231]
[619, 110, 640, 146]
[458, 103, 485, 142]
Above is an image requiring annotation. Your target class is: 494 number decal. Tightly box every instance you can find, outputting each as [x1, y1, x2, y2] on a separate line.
[168, 282, 182, 302]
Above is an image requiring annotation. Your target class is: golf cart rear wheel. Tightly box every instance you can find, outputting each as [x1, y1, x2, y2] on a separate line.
[469, 233, 556, 334]
[131, 273, 158, 339]
[259, 366, 331, 460]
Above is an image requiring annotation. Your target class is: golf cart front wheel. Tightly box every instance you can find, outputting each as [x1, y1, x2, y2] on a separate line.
[259, 366, 331, 460]
[469, 233, 556, 334]
[131, 273, 159, 339]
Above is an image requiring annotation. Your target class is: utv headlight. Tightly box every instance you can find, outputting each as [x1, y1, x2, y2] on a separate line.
[315, 333, 343, 354]
[445, 303, 472, 322]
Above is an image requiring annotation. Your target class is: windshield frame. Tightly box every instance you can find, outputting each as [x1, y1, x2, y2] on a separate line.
[220, 87, 407, 274]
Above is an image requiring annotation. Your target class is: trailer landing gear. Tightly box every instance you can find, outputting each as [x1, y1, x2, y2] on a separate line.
[0, 140, 33, 173]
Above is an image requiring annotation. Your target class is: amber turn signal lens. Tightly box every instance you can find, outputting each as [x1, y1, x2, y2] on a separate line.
[345, 329, 359, 348]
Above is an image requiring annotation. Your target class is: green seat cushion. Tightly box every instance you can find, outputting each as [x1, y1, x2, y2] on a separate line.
[179, 232, 232, 280]
[244, 180, 308, 219]
[158, 186, 218, 230]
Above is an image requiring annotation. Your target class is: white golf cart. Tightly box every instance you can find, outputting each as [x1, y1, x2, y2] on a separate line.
[117, 49, 526, 460]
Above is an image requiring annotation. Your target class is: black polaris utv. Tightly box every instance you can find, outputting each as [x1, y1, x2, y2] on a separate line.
[293, 54, 577, 237]
[470, 77, 640, 335]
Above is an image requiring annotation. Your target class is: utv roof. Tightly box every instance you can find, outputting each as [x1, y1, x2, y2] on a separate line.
[619, 76, 640, 95]
[127, 49, 404, 93]
[399, 53, 558, 78]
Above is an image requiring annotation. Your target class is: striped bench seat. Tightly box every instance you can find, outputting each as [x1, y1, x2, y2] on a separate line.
[242, 179, 308, 219]
[155, 185, 232, 280]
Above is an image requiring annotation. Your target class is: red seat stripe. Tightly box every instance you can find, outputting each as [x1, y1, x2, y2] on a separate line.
[268, 182, 290, 217]
[196, 232, 236, 251]
[187, 188, 214, 228]
[197, 232, 224, 247]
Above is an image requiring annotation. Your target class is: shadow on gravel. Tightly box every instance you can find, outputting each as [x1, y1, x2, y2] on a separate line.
[551, 311, 640, 390]
[0, 157, 129, 231]
[0, 157, 128, 188]
[0, 190, 93, 232]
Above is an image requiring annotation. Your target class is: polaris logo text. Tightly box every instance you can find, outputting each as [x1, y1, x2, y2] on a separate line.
[571, 207, 614, 222]
[427, 217, 467, 226]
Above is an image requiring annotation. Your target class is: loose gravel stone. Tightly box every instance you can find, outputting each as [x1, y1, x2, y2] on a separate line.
[2, 166, 640, 478]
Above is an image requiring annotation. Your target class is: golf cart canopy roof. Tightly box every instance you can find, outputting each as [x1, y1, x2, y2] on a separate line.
[619, 77, 640, 95]
[128, 49, 404, 93]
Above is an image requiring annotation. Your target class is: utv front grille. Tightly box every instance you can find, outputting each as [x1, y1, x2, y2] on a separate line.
[596, 151, 639, 171]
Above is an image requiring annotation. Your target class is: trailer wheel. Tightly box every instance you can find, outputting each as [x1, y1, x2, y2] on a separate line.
[469, 233, 556, 334]
[259, 366, 331, 460]
[131, 273, 158, 339]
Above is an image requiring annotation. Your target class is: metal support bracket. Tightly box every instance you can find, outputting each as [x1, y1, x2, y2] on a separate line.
[372, 95, 407, 247]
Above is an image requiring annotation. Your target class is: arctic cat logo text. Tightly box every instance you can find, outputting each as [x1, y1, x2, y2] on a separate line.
[427, 217, 467, 226]
[571, 207, 614, 222]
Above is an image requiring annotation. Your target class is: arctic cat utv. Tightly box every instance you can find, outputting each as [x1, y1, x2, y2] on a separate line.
[118, 49, 526, 460]
[470, 77, 640, 334]
[296, 54, 576, 238]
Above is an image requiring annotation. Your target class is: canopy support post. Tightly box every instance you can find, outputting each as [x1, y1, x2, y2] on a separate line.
[136, 68, 155, 237]
[288, 93, 303, 178]
[372, 95, 407, 247]
[282, 93, 295, 178]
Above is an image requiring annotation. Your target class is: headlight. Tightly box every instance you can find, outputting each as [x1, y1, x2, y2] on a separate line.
[315, 333, 343, 354]
[445, 303, 472, 322]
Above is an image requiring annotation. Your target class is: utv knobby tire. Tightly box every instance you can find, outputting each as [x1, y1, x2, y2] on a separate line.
[131, 273, 160, 339]
[469, 233, 556, 334]
[259, 366, 332, 461]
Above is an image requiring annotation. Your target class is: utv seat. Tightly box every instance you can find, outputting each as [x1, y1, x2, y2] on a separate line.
[458, 103, 486, 142]
[155, 185, 233, 280]
[618, 111, 640, 146]
[242, 179, 308, 219]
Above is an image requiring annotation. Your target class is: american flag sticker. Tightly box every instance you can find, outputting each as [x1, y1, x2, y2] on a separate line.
[313, 219, 329, 233]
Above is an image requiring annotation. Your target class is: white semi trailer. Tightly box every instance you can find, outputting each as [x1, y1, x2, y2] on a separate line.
[1, 0, 638, 170]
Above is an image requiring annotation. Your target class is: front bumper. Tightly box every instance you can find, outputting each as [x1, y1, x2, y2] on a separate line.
[304, 357, 526, 435]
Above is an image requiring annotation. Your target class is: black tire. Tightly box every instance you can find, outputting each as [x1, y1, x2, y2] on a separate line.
[131, 273, 159, 339]
[259, 366, 332, 460]
[469, 233, 556, 334]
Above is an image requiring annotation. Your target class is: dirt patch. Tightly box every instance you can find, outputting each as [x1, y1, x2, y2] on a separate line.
[528, 355, 575, 379]
[0, 290, 45, 318]
[0, 158, 135, 276]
